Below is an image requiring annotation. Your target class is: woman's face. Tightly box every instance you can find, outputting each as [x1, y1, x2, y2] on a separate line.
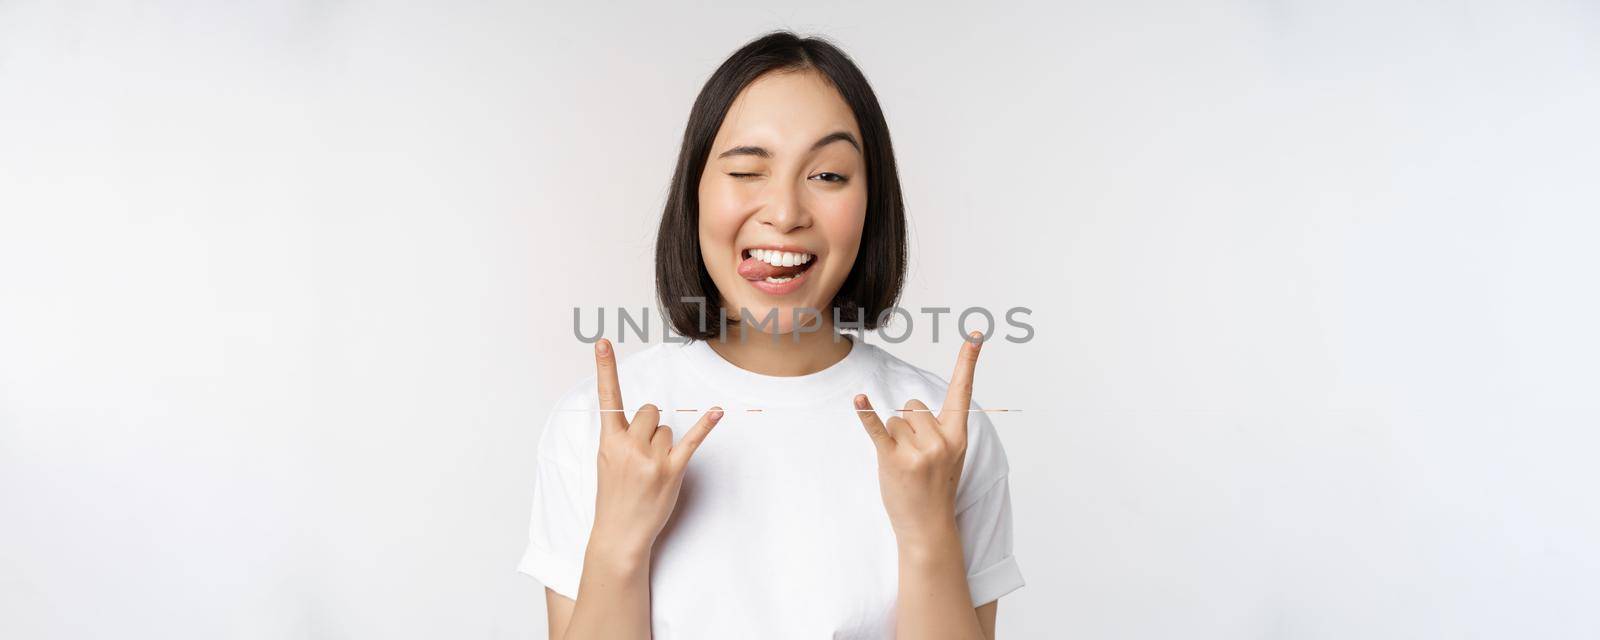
[698, 69, 868, 335]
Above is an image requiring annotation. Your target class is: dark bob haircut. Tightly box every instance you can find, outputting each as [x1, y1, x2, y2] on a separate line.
[655, 30, 907, 340]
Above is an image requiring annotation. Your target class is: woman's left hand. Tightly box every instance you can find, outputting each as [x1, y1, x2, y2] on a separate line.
[854, 332, 984, 543]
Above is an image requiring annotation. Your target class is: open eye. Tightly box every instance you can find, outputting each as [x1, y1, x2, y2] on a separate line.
[810, 172, 848, 183]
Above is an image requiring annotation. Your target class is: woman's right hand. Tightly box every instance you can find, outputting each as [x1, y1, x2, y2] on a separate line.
[587, 338, 722, 563]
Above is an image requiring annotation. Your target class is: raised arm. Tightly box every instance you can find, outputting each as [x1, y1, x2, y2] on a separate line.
[550, 339, 722, 639]
[855, 332, 998, 639]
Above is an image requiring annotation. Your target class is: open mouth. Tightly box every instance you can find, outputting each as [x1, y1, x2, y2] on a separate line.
[739, 247, 817, 283]
[737, 247, 818, 295]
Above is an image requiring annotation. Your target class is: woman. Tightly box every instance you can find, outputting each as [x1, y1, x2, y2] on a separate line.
[519, 31, 1023, 639]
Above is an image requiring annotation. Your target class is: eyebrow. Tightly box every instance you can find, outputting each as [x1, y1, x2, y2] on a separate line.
[716, 130, 862, 159]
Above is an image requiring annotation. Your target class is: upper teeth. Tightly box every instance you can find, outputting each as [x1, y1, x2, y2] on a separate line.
[749, 248, 812, 267]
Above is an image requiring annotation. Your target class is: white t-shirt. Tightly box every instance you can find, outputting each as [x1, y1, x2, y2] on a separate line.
[517, 337, 1024, 638]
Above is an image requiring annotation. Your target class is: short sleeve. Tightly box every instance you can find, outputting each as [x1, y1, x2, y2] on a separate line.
[956, 474, 1024, 606]
[955, 407, 1025, 606]
[516, 390, 597, 600]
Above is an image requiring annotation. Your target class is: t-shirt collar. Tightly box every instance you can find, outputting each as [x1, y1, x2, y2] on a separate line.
[675, 334, 876, 408]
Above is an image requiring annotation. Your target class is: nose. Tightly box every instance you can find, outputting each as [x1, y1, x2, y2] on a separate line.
[753, 176, 812, 233]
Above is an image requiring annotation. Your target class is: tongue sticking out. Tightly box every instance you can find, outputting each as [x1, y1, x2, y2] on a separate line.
[739, 255, 810, 280]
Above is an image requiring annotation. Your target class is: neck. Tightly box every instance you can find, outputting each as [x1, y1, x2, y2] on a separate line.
[705, 318, 854, 377]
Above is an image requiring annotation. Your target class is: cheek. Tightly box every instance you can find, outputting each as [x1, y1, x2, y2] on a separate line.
[815, 193, 868, 263]
[697, 184, 741, 246]
[696, 184, 745, 291]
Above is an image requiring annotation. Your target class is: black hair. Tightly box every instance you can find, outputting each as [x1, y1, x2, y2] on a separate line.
[654, 30, 907, 340]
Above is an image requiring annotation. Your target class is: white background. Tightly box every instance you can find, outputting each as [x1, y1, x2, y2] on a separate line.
[3, 1, 1598, 638]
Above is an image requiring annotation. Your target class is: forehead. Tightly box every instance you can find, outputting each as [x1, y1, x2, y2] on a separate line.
[714, 69, 861, 151]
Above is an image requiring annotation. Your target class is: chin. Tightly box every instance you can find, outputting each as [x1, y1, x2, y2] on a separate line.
[725, 301, 828, 336]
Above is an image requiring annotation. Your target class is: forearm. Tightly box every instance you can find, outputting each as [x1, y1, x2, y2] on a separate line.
[561, 540, 653, 639]
[895, 520, 985, 640]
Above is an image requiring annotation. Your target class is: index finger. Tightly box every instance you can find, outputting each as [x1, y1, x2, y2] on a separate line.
[940, 331, 984, 425]
[593, 339, 627, 433]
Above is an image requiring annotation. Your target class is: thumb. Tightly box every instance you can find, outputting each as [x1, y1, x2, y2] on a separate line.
[854, 394, 892, 451]
[670, 407, 723, 469]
